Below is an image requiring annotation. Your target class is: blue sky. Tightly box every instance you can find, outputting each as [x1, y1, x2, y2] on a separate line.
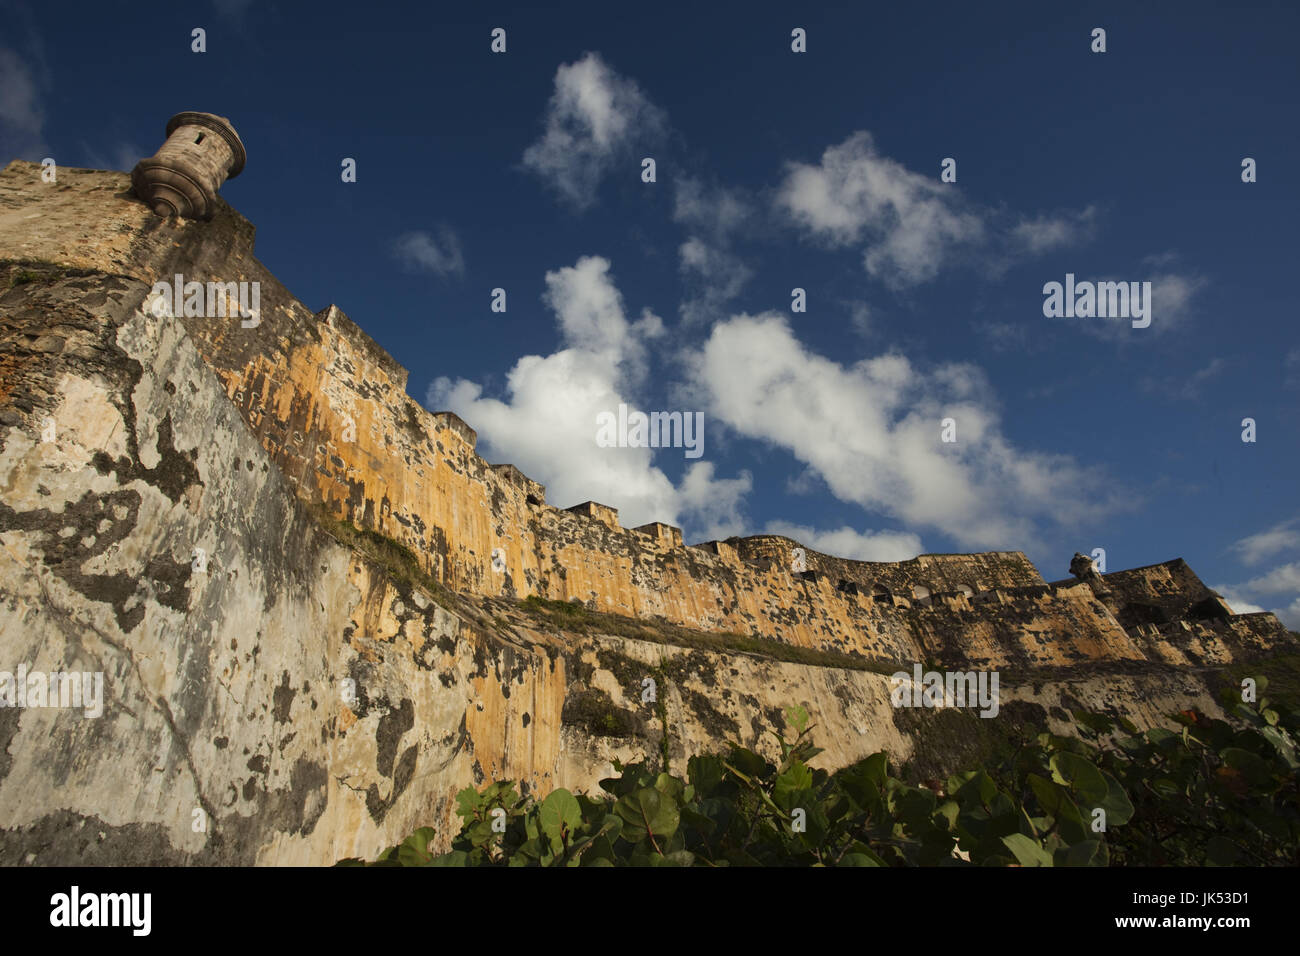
[2, 0, 1297, 624]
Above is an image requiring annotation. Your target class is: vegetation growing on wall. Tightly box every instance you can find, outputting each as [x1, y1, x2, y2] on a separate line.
[342, 681, 1300, 866]
[520, 594, 902, 674]
[309, 505, 454, 611]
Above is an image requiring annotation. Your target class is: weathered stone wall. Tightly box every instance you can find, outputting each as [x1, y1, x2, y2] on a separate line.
[1, 159, 1297, 866]
[6, 161, 1286, 674]
[1083, 559, 1225, 627]
[0, 257, 936, 864]
[1126, 613, 1295, 667]
[735, 536, 1046, 592]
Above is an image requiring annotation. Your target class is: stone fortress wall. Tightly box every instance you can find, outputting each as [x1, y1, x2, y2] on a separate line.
[0, 156, 1293, 677]
[0, 151, 1296, 865]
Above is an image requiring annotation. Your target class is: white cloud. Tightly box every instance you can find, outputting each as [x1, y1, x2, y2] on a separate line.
[678, 461, 752, 540]
[1217, 546, 1300, 628]
[1149, 272, 1205, 327]
[1011, 207, 1098, 254]
[522, 52, 665, 210]
[1276, 597, 1300, 630]
[683, 311, 1123, 551]
[776, 132, 984, 287]
[537, 253, 663, 377]
[426, 256, 749, 536]
[1229, 517, 1300, 565]
[763, 521, 923, 562]
[784, 467, 824, 496]
[1243, 561, 1300, 595]
[1073, 270, 1207, 342]
[775, 131, 1096, 289]
[0, 46, 45, 160]
[393, 227, 465, 278]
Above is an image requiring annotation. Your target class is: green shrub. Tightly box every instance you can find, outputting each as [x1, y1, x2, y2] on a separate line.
[341, 686, 1299, 867]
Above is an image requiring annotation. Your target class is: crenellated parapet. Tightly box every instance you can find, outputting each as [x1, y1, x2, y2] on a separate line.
[1, 156, 1294, 673]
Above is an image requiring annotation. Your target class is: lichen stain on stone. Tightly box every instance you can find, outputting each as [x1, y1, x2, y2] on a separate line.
[0, 159, 1295, 865]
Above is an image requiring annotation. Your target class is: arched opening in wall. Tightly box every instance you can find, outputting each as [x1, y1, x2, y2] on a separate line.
[872, 583, 891, 604]
[526, 494, 542, 507]
[912, 586, 932, 607]
[836, 579, 859, 596]
[195, 133, 205, 144]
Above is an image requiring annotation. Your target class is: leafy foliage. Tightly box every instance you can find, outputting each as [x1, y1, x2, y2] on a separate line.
[1092, 679, 1300, 865]
[341, 689, 1300, 867]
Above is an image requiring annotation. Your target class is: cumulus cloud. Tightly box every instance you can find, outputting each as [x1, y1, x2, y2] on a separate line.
[682, 311, 1123, 550]
[1216, 582, 1300, 630]
[763, 521, 923, 562]
[393, 227, 465, 278]
[776, 132, 983, 286]
[1229, 517, 1300, 565]
[775, 131, 1095, 289]
[426, 256, 749, 536]
[1243, 561, 1300, 595]
[1217, 521, 1300, 627]
[0, 46, 45, 160]
[678, 461, 753, 540]
[522, 52, 666, 210]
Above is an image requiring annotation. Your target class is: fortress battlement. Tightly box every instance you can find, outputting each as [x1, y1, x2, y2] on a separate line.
[2, 133, 1298, 867]
[0, 157, 1293, 674]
